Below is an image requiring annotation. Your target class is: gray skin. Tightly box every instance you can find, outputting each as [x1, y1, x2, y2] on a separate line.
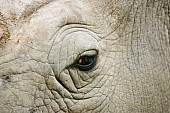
[0, 0, 170, 113]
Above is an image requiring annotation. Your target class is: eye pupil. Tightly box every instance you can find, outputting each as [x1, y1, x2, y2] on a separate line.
[79, 56, 93, 65]
[76, 55, 97, 71]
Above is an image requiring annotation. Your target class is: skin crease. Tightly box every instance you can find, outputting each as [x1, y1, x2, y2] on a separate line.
[0, 0, 170, 113]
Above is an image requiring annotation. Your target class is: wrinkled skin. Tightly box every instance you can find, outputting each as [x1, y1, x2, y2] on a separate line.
[0, 0, 170, 113]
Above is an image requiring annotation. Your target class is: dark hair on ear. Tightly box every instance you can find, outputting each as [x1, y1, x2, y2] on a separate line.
[0, 12, 10, 48]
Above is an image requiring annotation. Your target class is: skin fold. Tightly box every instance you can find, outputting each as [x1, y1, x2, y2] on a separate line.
[0, 0, 169, 113]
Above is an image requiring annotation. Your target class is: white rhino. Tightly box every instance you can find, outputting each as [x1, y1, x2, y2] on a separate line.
[0, 0, 170, 113]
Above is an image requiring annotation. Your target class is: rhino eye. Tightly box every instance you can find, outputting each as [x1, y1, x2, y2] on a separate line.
[76, 55, 97, 71]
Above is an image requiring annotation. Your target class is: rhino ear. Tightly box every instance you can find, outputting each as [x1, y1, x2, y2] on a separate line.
[0, 12, 10, 48]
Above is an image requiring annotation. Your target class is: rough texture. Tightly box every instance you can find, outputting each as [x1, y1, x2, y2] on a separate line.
[0, 0, 170, 113]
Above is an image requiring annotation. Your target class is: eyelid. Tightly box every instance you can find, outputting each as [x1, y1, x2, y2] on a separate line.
[77, 49, 98, 58]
